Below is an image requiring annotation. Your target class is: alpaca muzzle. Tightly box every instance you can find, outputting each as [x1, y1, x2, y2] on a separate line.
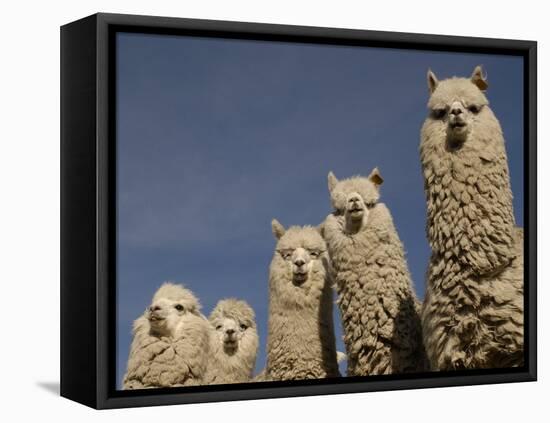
[345, 193, 366, 220]
[147, 309, 166, 322]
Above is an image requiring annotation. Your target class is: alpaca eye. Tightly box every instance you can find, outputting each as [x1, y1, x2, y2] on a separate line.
[432, 108, 446, 119]
[310, 251, 320, 258]
[240, 324, 247, 331]
[174, 304, 184, 311]
[280, 250, 293, 260]
[216, 325, 222, 330]
[468, 105, 480, 114]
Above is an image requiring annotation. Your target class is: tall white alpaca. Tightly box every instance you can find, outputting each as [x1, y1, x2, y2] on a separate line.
[123, 283, 211, 389]
[204, 298, 259, 384]
[420, 66, 523, 370]
[264, 220, 340, 381]
[322, 169, 424, 375]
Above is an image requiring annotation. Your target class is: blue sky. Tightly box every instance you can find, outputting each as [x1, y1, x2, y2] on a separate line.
[116, 32, 524, 388]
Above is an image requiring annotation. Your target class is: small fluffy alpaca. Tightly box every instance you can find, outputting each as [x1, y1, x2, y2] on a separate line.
[322, 169, 425, 376]
[420, 66, 524, 370]
[123, 282, 211, 389]
[264, 220, 340, 381]
[204, 298, 259, 385]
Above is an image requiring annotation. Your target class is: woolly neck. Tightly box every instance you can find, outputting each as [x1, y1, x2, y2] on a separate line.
[324, 204, 399, 270]
[420, 108, 516, 276]
[206, 333, 257, 384]
[265, 255, 338, 379]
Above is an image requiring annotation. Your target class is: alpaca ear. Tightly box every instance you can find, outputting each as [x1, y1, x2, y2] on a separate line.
[317, 223, 325, 238]
[368, 167, 384, 187]
[471, 65, 488, 91]
[328, 171, 338, 192]
[427, 69, 439, 94]
[271, 219, 286, 240]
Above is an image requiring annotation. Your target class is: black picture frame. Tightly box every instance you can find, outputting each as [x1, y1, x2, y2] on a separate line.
[60, 12, 537, 409]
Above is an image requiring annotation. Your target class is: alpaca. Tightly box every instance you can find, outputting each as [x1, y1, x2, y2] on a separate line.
[420, 66, 524, 370]
[204, 298, 259, 385]
[264, 220, 340, 381]
[321, 169, 425, 376]
[123, 282, 211, 389]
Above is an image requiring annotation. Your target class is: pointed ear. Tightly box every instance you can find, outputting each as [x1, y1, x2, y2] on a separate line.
[317, 223, 325, 238]
[271, 219, 286, 240]
[471, 65, 488, 91]
[427, 69, 439, 94]
[328, 171, 338, 192]
[368, 167, 384, 187]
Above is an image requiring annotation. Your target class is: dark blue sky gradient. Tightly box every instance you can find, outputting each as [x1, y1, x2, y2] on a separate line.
[116, 32, 523, 387]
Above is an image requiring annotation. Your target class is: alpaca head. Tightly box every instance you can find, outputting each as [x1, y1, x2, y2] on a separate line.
[425, 66, 492, 151]
[271, 220, 328, 289]
[146, 282, 202, 337]
[327, 169, 383, 233]
[209, 299, 258, 356]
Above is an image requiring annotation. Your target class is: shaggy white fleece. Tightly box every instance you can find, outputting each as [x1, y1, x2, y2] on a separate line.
[204, 298, 259, 384]
[322, 169, 425, 375]
[420, 66, 524, 370]
[123, 282, 211, 389]
[263, 220, 340, 381]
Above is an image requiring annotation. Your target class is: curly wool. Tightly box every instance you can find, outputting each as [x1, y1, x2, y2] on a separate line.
[122, 282, 211, 389]
[204, 298, 259, 385]
[322, 171, 425, 376]
[264, 222, 340, 381]
[420, 67, 524, 370]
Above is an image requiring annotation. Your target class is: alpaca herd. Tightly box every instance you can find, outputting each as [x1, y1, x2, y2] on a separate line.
[123, 66, 524, 389]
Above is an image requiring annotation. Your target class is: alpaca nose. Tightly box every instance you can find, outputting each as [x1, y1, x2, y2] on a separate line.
[226, 328, 235, 335]
[149, 305, 161, 312]
[451, 107, 463, 116]
[295, 258, 306, 267]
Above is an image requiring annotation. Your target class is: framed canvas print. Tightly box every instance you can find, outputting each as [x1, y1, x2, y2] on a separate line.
[60, 12, 537, 409]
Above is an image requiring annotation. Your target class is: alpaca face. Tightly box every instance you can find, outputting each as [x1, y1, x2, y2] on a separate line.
[146, 297, 191, 337]
[271, 221, 328, 287]
[327, 169, 383, 233]
[212, 317, 249, 352]
[280, 246, 319, 285]
[425, 67, 490, 150]
[146, 283, 201, 337]
[208, 299, 258, 364]
[145, 298, 201, 337]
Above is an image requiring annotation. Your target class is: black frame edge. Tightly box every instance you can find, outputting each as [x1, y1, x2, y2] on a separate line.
[526, 42, 537, 380]
[100, 370, 536, 409]
[94, 12, 536, 49]
[60, 14, 99, 409]
[96, 12, 112, 410]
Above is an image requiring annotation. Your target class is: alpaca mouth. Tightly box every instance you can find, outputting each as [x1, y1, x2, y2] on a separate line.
[223, 341, 238, 355]
[348, 208, 364, 220]
[148, 315, 165, 322]
[348, 207, 364, 215]
[449, 121, 467, 130]
[293, 272, 308, 284]
[224, 339, 238, 348]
